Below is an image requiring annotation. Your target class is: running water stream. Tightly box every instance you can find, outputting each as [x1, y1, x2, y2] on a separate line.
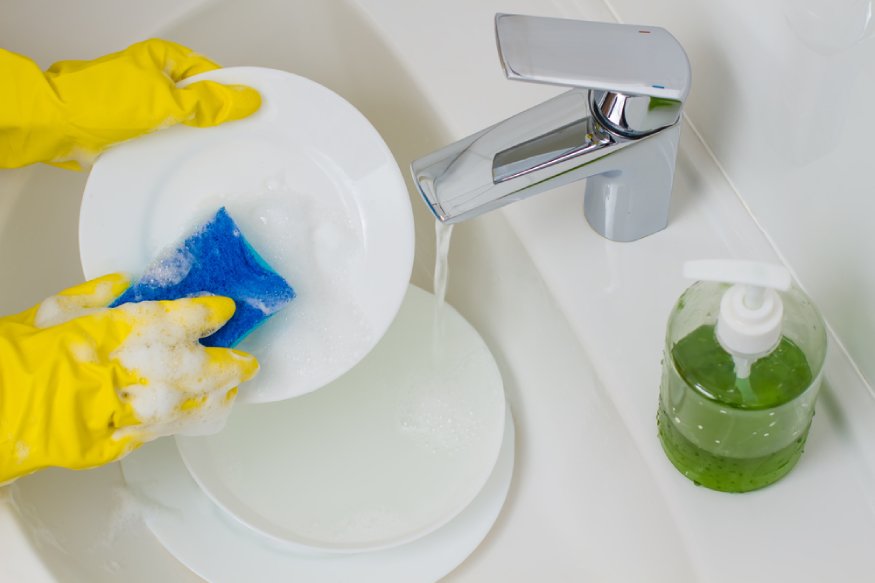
[433, 221, 454, 352]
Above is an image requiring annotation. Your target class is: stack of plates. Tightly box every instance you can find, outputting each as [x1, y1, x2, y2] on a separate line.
[120, 285, 513, 581]
[81, 68, 513, 582]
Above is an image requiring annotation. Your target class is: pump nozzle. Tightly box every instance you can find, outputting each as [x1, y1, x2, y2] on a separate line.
[683, 260, 792, 379]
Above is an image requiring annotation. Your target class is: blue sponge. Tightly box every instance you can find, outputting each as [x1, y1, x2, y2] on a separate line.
[111, 207, 295, 348]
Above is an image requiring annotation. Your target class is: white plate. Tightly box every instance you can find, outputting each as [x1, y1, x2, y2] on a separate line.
[176, 285, 507, 553]
[121, 407, 514, 583]
[79, 67, 414, 403]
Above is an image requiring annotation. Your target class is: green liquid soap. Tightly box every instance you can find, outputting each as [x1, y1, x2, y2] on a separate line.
[657, 324, 816, 492]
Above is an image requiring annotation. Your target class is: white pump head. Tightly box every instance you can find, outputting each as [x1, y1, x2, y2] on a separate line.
[683, 260, 792, 378]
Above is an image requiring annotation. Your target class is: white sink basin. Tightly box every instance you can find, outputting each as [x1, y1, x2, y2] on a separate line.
[3, 0, 875, 582]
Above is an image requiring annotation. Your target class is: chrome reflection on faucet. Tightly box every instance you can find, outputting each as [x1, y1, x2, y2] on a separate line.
[411, 14, 691, 242]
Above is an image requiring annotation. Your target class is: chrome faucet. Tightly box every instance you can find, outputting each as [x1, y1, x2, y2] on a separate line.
[410, 14, 691, 242]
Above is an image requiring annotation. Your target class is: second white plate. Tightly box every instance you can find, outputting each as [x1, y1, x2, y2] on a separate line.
[176, 285, 507, 554]
[121, 407, 514, 583]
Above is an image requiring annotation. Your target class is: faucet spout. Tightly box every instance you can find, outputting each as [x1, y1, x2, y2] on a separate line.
[409, 14, 690, 242]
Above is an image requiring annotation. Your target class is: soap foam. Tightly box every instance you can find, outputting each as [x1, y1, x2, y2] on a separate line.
[111, 301, 252, 441]
[397, 362, 484, 454]
[139, 247, 194, 287]
[30, 282, 242, 441]
[34, 280, 119, 328]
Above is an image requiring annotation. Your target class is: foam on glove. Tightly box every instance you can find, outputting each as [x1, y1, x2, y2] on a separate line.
[111, 207, 295, 347]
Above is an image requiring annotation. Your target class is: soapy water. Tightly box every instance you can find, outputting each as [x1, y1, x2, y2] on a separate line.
[400, 263, 491, 456]
[396, 366, 484, 455]
[393, 220, 483, 454]
[193, 176, 374, 401]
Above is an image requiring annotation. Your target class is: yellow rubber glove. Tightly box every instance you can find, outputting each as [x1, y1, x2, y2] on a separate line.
[0, 39, 260, 169]
[0, 274, 259, 484]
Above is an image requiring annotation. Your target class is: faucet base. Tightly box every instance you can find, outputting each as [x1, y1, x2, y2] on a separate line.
[582, 124, 681, 242]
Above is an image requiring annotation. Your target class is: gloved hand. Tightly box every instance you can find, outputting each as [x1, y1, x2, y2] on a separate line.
[0, 39, 260, 169]
[0, 274, 259, 484]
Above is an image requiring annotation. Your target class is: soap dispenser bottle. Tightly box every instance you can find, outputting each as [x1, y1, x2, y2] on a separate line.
[657, 260, 827, 492]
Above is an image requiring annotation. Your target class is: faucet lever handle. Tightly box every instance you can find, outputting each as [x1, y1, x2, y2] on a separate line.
[495, 14, 691, 103]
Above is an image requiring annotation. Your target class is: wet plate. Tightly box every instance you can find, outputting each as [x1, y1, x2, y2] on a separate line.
[175, 285, 507, 554]
[79, 66, 413, 403]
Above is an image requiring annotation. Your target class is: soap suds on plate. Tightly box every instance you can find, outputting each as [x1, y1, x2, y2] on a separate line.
[139, 247, 194, 287]
[199, 177, 374, 401]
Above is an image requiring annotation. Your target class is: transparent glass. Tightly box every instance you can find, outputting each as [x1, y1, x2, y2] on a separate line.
[657, 281, 827, 492]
